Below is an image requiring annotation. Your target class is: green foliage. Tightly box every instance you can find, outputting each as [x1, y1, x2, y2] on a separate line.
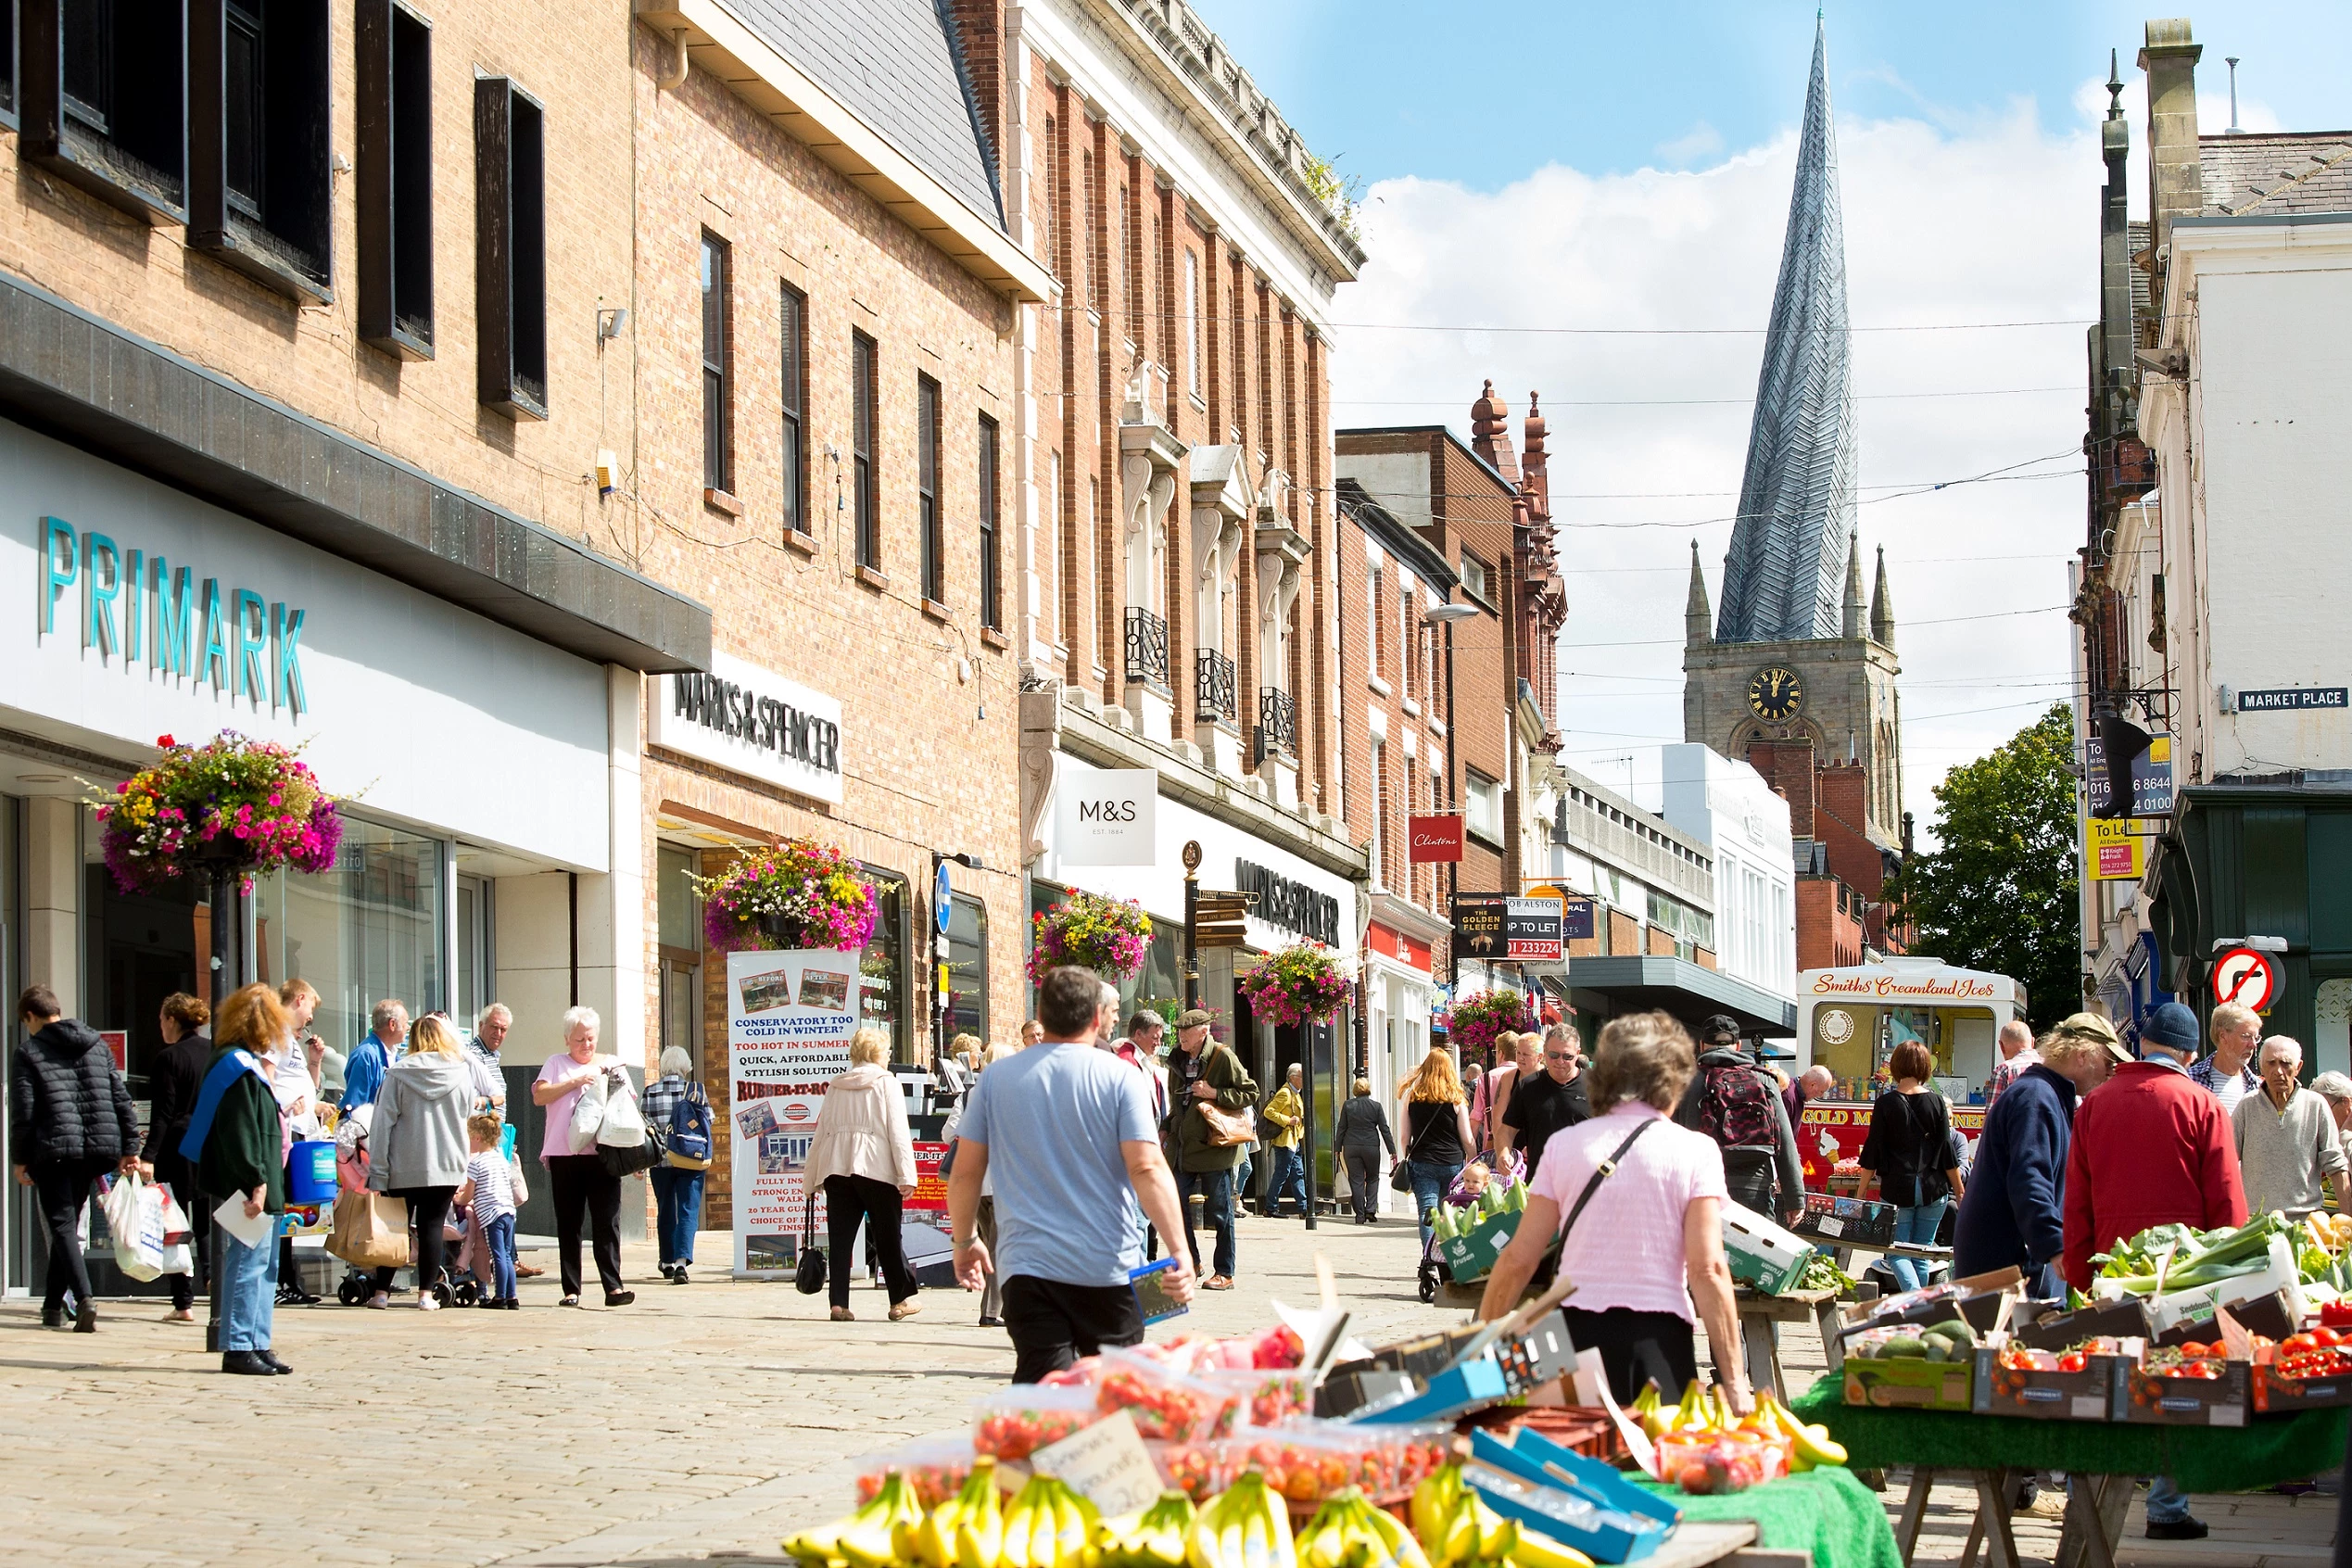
[1298, 153, 1361, 239]
[1886, 704, 2081, 1028]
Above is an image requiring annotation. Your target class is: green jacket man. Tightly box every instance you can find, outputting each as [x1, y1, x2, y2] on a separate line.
[1165, 1011, 1258, 1174]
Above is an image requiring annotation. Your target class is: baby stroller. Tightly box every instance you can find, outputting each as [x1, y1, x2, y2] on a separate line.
[329, 1106, 478, 1306]
[1414, 1150, 1526, 1304]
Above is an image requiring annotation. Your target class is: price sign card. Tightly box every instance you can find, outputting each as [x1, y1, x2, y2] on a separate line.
[1030, 1409, 1161, 1516]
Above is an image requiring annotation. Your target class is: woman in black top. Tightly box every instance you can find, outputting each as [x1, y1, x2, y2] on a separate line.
[1396, 1047, 1477, 1249]
[1334, 1077, 1397, 1225]
[1857, 1039, 1966, 1291]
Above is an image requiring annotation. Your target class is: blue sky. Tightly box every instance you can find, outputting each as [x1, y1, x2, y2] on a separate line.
[1187, 2, 2344, 192]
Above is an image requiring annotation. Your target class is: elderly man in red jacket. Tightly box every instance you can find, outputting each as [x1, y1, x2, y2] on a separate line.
[2061, 1001, 2245, 1541]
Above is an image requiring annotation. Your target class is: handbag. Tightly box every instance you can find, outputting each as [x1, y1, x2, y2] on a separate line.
[597, 1079, 659, 1175]
[328, 1190, 411, 1268]
[1391, 1102, 1445, 1192]
[794, 1195, 827, 1295]
[1199, 1099, 1256, 1148]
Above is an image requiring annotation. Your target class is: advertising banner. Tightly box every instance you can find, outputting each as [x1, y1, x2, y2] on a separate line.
[728, 948, 862, 1278]
[1505, 897, 1564, 961]
[1451, 894, 1508, 961]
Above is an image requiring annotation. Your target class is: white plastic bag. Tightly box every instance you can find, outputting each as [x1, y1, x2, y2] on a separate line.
[103, 1172, 167, 1281]
[567, 1066, 609, 1154]
[158, 1237, 194, 1277]
[596, 1079, 648, 1149]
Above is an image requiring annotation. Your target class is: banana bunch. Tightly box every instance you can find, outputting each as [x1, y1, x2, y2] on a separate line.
[784, 1471, 926, 1568]
[1094, 1490, 1197, 1568]
[1001, 1474, 1101, 1568]
[907, 1459, 1007, 1568]
[1751, 1393, 1847, 1472]
[1296, 1488, 1431, 1568]
[1624, 1383, 1847, 1472]
[1409, 1466, 1590, 1568]
[1185, 1471, 1296, 1568]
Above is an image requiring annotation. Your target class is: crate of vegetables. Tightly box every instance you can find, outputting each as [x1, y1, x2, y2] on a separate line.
[1431, 1173, 1529, 1283]
[1220, 1420, 1453, 1512]
[1842, 1319, 1977, 1410]
[971, 1383, 1101, 1461]
[2253, 1328, 2352, 1413]
[1972, 1332, 2120, 1422]
[1095, 1346, 1243, 1441]
[1796, 1191, 1898, 1248]
[2109, 1338, 2249, 1426]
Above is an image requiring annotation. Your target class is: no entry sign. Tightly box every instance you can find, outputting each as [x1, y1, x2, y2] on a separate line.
[2211, 946, 2280, 1013]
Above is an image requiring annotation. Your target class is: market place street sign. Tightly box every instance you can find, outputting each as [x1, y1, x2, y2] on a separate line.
[2237, 687, 2349, 713]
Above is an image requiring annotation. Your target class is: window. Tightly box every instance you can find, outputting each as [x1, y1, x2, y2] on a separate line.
[1119, 183, 1134, 325]
[24, 0, 188, 222]
[1461, 550, 1490, 602]
[852, 332, 879, 569]
[475, 76, 547, 419]
[943, 893, 989, 1043]
[779, 284, 806, 534]
[917, 373, 942, 603]
[1466, 768, 1501, 841]
[1185, 249, 1201, 396]
[357, 0, 432, 358]
[1047, 449, 1062, 643]
[189, 0, 331, 301]
[1080, 148, 1093, 309]
[1398, 583, 1415, 701]
[977, 413, 1002, 630]
[701, 234, 732, 496]
[1042, 115, 1057, 279]
[854, 865, 910, 1061]
[1366, 561, 1385, 681]
[1370, 736, 1388, 889]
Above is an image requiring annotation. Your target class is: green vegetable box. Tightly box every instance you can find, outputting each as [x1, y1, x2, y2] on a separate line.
[1843, 1318, 1982, 1410]
[1720, 1201, 1817, 1296]
[1431, 1174, 1529, 1283]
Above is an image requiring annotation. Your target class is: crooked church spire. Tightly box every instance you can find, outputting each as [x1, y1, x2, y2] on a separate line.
[1714, 18, 1859, 644]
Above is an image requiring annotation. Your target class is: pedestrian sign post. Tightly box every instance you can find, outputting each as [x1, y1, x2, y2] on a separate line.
[2211, 945, 2280, 1014]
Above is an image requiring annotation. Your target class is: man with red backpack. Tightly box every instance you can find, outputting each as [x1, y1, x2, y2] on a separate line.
[1675, 1016, 1805, 1225]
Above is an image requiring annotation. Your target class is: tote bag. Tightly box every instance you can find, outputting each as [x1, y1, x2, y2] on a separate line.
[327, 1190, 411, 1269]
[567, 1067, 610, 1154]
[597, 1081, 660, 1177]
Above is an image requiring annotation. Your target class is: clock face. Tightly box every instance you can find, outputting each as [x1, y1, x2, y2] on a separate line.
[1748, 666, 1804, 723]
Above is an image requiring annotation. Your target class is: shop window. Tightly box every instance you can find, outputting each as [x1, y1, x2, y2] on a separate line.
[780, 283, 807, 536]
[22, 0, 188, 223]
[701, 233, 732, 498]
[852, 331, 879, 569]
[475, 75, 547, 420]
[854, 864, 907, 1060]
[188, 0, 331, 302]
[657, 843, 702, 1075]
[357, 0, 432, 358]
[917, 373, 942, 604]
[943, 892, 988, 1044]
[454, 873, 491, 1030]
[977, 413, 1002, 630]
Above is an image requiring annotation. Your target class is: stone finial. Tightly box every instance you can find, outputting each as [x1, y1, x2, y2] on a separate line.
[1870, 543, 1896, 649]
[1840, 531, 1865, 640]
[1686, 542, 1713, 650]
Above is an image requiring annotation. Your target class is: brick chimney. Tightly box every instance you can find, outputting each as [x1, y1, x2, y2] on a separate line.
[1746, 736, 1818, 838]
[1818, 761, 1869, 839]
[2139, 20, 2204, 293]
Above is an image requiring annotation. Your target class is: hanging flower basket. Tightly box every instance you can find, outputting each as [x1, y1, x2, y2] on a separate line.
[694, 837, 878, 954]
[1447, 988, 1539, 1062]
[95, 731, 343, 894]
[1028, 891, 1152, 985]
[1238, 942, 1356, 1029]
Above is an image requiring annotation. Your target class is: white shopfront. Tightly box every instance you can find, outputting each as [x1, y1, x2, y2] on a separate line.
[0, 418, 634, 1291]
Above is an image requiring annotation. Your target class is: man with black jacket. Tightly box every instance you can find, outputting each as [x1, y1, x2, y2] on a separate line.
[139, 993, 214, 1321]
[8, 984, 141, 1332]
[1675, 1016, 1805, 1225]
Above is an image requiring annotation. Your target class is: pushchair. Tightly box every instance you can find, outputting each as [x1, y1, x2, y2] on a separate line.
[1414, 1149, 1525, 1304]
[328, 1105, 481, 1306]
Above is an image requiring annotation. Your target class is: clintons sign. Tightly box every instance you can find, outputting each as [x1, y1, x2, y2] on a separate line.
[1809, 971, 2004, 1003]
[1408, 814, 1464, 864]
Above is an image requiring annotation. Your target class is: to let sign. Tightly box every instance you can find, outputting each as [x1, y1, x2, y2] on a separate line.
[1505, 897, 1564, 961]
[1408, 814, 1464, 863]
[2085, 817, 2145, 882]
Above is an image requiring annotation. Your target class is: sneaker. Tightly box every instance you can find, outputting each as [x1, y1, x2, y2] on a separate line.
[365, 1293, 391, 1310]
[416, 1294, 440, 1311]
[2145, 1518, 2208, 1541]
[604, 1290, 635, 1307]
[672, 1267, 689, 1285]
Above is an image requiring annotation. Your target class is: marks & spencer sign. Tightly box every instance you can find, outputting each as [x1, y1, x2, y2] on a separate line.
[37, 517, 310, 715]
[651, 651, 845, 805]
[1056, 767, 1157, 866]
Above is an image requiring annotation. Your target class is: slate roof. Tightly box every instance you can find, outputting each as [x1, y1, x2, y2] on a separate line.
[2199, 132, 2352, 219]
[722, 0, 1004, 229]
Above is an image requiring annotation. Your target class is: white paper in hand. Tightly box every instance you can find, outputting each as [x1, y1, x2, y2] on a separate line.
[1029, 1409, 1162, 1517]
[213, 1192, 275, 1248]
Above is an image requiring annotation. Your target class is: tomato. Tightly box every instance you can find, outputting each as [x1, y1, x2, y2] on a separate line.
[2283, 1334, 2320, 1356]
[2177, 1342, 2208, 1359]
[2312, 1327, 2342, 1348]
[2056, 1351, 2089, 1373]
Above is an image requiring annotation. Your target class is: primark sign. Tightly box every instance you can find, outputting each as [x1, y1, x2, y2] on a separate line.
[651, 650, 844, 804]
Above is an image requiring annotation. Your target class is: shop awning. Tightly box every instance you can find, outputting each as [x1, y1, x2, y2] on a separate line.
[1564, 955, 1798, 1036]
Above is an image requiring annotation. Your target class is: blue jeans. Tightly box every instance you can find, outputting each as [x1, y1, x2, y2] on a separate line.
[1267, 1146, 1308, 1217]
[1408, 1158, 1465, 1251]
[483, 1213, 517, 1302]
[2146, 1473, 2192, 1524]
[1890, 1199, 1949, 1292]
[221, 1224, 279, 1351]
[651, 1166, 705, 1266]
[1177, 1168, 1236, 1279]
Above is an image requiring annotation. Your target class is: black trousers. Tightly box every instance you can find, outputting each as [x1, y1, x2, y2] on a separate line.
[1003, 1274, 1144, 1385]
[32, 1157, 111, 1311]
[825, 1174, 915, 1308]
[374, 1185, 456, 1294]
[1563, 1305, 1701, 1408]
[153, 1150, 209, 1309]
[1343, 1147, 1382, 1220]
[547, 1155, 624, 1297]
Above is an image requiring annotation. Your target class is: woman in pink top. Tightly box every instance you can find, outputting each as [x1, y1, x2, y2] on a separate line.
[1477, 1011, 1748, 1410]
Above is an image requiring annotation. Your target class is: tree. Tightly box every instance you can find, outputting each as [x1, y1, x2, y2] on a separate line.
[1887, 704, 2081, 1028]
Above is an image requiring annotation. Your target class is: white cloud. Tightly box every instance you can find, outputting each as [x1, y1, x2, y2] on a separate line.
[1334, 95, 2109, 838]
[1655, 120, 1725, 165]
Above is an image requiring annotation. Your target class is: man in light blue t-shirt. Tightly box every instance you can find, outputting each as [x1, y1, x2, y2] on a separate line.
[949, 967, 1195, 1382]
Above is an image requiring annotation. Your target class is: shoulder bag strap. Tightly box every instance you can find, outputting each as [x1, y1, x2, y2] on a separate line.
[1400, 1101, 1442, 1163]
[1558, 1119, 1656, 1246]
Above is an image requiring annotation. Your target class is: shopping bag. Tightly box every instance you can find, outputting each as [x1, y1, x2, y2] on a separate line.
[509, 1154, 531, 1208]
[154, 1183, 193, 1244]
[596, 1079, 648, 1148]
[158, 1238, 194, 1277]
[103, 1171, 169, 1281]
[567, 1068, 610, 1154]
[327, 1190, 411, 1269]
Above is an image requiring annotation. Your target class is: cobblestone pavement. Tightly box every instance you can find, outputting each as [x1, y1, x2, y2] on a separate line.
[5, 1212, 2329, 1566]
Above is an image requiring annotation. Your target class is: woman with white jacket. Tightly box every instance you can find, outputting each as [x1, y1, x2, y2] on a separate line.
[803, 1029, 919, 1322]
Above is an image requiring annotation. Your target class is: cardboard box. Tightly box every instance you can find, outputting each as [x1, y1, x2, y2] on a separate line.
[2118, 1234, 2303, 1334]
[1970, 1334, 2116, 1422]
[1490, 1309, 1580, 1397]
[1352, 1325, 1488, 1382]
[1796, 1191, 1898, 1247]
[2011, 1296, 2154, 1352]
[2252, 1352, 2352, 1414]
[2155, 1288, 2297, 1349]
[1313, 1368, 1418, 1420]
[1721, 1200, 1817, 1296]
[1843, 1352, 1975, 1411]
[1839, 1268, 2023, 1344]
[1435, 1208, 1523, 1283]
[1352, 1358, 1508, 1425]
[1461, 1461, 1671, 1566]
[1490, 1428, 1684, 1531]
[2110, 1346, 2250, 1427]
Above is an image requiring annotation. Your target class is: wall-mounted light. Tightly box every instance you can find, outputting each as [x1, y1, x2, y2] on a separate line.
[597, 308, 629, 340]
